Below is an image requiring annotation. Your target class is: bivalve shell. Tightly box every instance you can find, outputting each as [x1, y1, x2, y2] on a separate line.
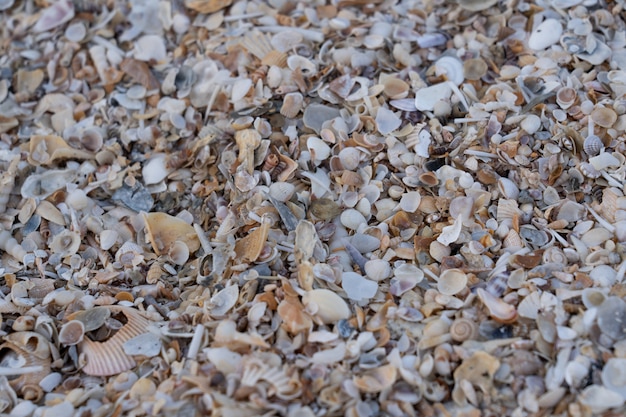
[302, 289, 350, 324]
[438, 269, 467, 296]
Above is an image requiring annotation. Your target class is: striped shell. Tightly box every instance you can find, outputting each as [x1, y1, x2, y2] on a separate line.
[583, 135, 603, 156]
[280, 92, 304, 118]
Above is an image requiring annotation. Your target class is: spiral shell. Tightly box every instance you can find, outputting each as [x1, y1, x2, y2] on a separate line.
[542, 246, 568, 265]
[450, 318, 479, 342]
[583, 135, 603, 156]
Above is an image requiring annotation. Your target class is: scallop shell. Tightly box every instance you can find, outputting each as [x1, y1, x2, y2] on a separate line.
[142, 212, 200, 256]
[78, 306, 152, 376]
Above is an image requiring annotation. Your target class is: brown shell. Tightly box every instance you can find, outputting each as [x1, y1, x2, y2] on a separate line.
[0, 331, 52, 400]
[234, 216, 271, 262]
[79, 306, 153, 376]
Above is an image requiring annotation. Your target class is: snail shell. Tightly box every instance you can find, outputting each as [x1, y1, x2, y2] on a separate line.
[450, 318, 479, 342]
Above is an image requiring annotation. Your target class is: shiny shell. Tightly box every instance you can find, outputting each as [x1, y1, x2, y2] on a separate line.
[437, 268, 467, 296]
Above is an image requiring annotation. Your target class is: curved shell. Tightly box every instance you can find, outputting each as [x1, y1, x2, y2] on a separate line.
[142, 212, 200, 256]
[601, 358, 626, 400]
[352, 364, 397, 393]
[556, 86, 577, 109]
[209, 285, 239, 317]
[50, 230, 81, 257]
[28, 135, 92, 166]
[477, 288, 518, 323]
[583, 135, 603, 156]
[434, 56, 464, 86]
[79, 306, 153, 376]
[280, 92, 304, 118]
[438, 269, 468, 296]
[59, 320, 85, 346]
[302, 289, 350, 324]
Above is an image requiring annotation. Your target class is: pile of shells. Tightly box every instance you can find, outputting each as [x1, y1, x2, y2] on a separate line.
[1, 0, 626, 415]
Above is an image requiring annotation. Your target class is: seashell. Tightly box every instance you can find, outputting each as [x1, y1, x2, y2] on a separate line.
[519, 226, 549, 247]
[556, 86, 577, 110]
[437, 269, 467, 296]
[398, 191, 421, 213]
[601, 358, 626, 400]
[64, 22, 87, 43]
[59, 320, 85, 346]
[542, 247, 567, 265]
[497, 178, 519, 200]
[134, 35, 167, 63]
[50, 230, 81, 257]
[302, 289, 350, 324]
[310, 198, 341, 220]
[452, 351, 500, 406]
[415, 83, 452, 112]
[209, 285, 239, 317]
[463, 58, 488, 81]
[591, 107, 618, 128]
[342, 272, 378, 301]
[36, 200, 65, 225]
[28, 135, 92, 166]
[583, 135, 603, 156]
[142, 212, 200, 256]
[528, 19, 563, 51]
[277, 296, 313, 335]
[434, 56, 464, 86]
[581, 288, 608, 309]
[437, 217, 462, 246]
[269, 181, 296, 203]
[520, 114, 541, 134]
[580, 227, 612, 247]
[280, 92, 304, 118]
[340, 209, 367, 231]
[555, 200, 586, 222]
[597, 297, 626, 340]
[184, 0, 232, 14]
[579, 385, 625, 414]
[168, 240, 190, 265]
[457, 0, 498, 11]
[234, 215, 271, 262]
[287, 55, 317, 77]
[308, 137, 332, 164]
[450, 318, 479, 342]
[364, 259, 392, 281]
[477, 288, 517, 323]
[0, 229, 27, 262]
[381, 77, 409, 100]
[79, 306, 152, 376]
[353, 364, 397, 393]
[0, 332, 51, 401]
[33, 0, 74, 32]
[375, 107, 401, 135]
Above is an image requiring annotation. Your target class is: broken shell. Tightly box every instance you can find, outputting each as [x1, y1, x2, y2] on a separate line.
[28, 135, 92, 166]
[437, 269, 467, 296]
[579, 385, 625, 413]
[434, 56, 464, 86]
[281, 93, 304, 118]
[209, 285, 239, 317]
[58, 320, 85, 346]
[497, 178, 519, 200]
[477, 288, 517, 323]
[168, 240, 190, 265]
[591, 107, 617, 128]
[0, 332, 52, 401]
[234, 216, 271, 262]
[79, 306, 152, 376]
[50, 230, 81, 257]
[142, 212, 200, 256]
[353, 364, 397, 393]
[302, 289, 351, 324]
[597, 297, 626, 340]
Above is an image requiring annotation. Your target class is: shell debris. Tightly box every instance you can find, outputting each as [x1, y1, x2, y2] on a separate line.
[0, 0, 626, 415]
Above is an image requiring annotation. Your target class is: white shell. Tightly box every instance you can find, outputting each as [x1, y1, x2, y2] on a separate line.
[528, 19, 563, 51]
[579, 385, 625, 413]
[415, 83, 452, 112]
[434, 56, 464, 86]
[437, 269, 467, 296]
[602, 358, 626, 400]
[341, 209, 367, 230]
[269, 181, 296, 202]
[209, 285, 239, 317]
[364, 259, 392, 281]
[64, 22, 87, 43]
[134, 35, 167, 62]
[142, 154, 170, 185]
[341, 272, 378, 301]
[521, 114, 541, 134]
[497, 178, 520, 200]
[302, 289, 350, 324]
[376, 107, 401, 135]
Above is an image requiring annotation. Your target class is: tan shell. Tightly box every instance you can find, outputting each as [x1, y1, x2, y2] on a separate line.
[438, 269, 468, 296]
[450, 317, 479, 342]
[452, 351, 500, 405]
[280, 92, 304, 118]
[477, 288, 518, 323]
[59, 320, 85, 345]
[184, 0, 232, 14]
[78, 306, 153, 376]
[27, 135, 92, 166]
[302, 289, 351, 324]
[234, 215, 271, 262]
[142, 212, 200, 256]
[353, 364, 397, 393]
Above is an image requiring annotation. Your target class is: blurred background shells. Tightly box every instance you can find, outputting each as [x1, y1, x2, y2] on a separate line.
[1, 0, 626, 414]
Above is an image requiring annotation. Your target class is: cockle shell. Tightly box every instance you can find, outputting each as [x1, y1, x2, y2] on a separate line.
[281, 93, 304, 118]
[142, 212, 200, 256]
[78, 306, 152, 376]
[583, 135, 603, 156]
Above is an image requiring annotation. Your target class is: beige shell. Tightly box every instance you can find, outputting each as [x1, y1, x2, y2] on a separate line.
[353, 364, 397, 393]
[438, 269, 468, 296]
[556, 86, 578, 110]
[452, 351, 500, 406]
[477, 288, 518, 323]
[27, 135, 92, 166]
[450, 317, 479, 342]
[591, 106, 617, 128]
[0, 331, 52, 401]
[280, 92, 304, 118]
[168, 240, 190, 265]
[78, 306, 152, 376]
[50, 230, 81, 257]
[142, 212, 200, 256]
[59, 320, 85, 346]
[234, 216, 271, 262]
[184, 0, 232, 14]
[302, 289, 351, 324]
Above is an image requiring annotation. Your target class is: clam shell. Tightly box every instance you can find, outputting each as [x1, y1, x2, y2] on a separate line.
[79, 306, 152, 376]
[528, 19, 563, 51]
[280, 92, 304, 118]
[477, 288, 517, 323]
[437, 269, 467, 296]
[209, 285, 239, 317]
[556, 86, 577, 109]
[59, 320, 85, 346]
[353, 364, 397, 393]
[434, 56, 464, 86]
[591, 107, 617, 128]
